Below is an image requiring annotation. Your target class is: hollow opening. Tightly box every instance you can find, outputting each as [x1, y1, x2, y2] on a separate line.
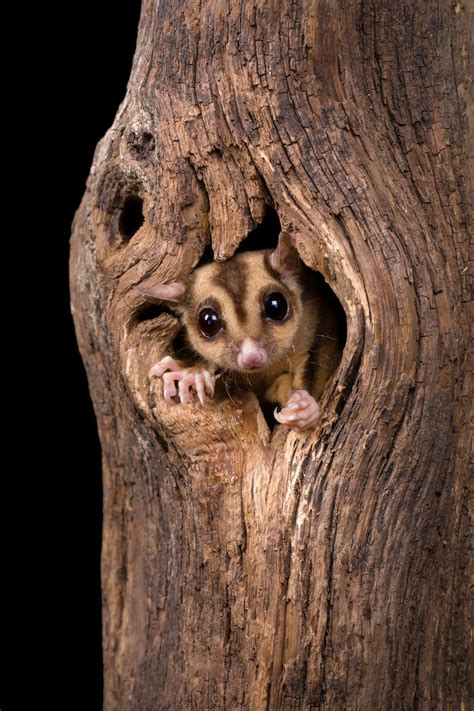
[135, 203, 347, 436]
[313, 271, 347, 351]
[134, 301, 174, 323]
[236, 206, 281, 252]
[118, 194, 144, 240]
[195, 206, 281, 268]
[172, 327, 197, 364]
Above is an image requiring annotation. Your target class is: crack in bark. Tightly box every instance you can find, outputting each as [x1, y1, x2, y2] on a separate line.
[319, 487, 339, 710]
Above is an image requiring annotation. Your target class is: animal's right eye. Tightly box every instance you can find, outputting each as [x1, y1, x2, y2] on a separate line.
[263, 292, 289, 321]
[198, 308, 222, 338]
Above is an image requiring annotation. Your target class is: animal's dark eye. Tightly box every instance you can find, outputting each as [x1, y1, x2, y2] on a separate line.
[198, 308, 222, 338]
[264, 292, 289, 321]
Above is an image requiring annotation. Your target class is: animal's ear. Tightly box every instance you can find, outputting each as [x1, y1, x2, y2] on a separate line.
[269, 231, 301, 277]
[134, 280, 186, 305]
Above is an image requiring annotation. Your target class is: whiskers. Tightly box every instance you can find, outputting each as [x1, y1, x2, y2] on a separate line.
[220, 371, 246, 408]
[302, 297, 322, 307]
[311, 333, 338, 342]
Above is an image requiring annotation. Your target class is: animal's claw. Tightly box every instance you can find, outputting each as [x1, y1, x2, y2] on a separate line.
[274, 389, 320, 430]
[148, 356, 216, 405]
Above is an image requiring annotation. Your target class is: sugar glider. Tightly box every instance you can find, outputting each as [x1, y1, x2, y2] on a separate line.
[137, 232, 342, 430]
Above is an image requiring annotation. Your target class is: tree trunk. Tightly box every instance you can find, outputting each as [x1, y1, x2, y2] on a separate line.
[70, 0, 472, 708]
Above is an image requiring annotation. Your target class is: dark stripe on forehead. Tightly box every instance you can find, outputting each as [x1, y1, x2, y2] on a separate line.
[212, 259, 247, 322]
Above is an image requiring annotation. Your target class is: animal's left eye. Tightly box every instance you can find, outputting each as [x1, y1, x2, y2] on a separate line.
[263, 292, 289, 321]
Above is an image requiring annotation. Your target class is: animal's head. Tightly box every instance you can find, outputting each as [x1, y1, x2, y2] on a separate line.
[136, 232, 305, 373]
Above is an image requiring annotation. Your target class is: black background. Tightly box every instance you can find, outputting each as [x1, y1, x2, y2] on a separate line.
[56, 3, 142, 707]
[4, 2, 142, 709]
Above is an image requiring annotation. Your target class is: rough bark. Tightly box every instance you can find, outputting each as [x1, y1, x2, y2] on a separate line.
[70, 0, 472, 709]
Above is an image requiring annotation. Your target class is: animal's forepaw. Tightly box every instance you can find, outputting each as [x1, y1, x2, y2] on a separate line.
[148, 356, 216, 405]
[274, 389, 320, 431]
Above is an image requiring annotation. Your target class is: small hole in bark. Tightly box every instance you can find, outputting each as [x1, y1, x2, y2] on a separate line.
[135, 304, 161, 322]
[142, 132, 154, 147]
[127, 131, 156, 160]
[135, 302, 174, 322]
[119, 195, 144, 240]
[196, 242, 215, 267]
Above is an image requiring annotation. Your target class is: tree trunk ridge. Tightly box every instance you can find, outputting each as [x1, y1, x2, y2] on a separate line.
[70, 0, 472, 708]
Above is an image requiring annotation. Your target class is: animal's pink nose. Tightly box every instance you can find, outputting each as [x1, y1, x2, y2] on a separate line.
[237, 338, 268, 370]
[241, 352, 264, 368]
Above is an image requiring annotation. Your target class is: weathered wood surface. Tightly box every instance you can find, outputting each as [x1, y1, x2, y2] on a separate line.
[70, 0, 472, 708]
